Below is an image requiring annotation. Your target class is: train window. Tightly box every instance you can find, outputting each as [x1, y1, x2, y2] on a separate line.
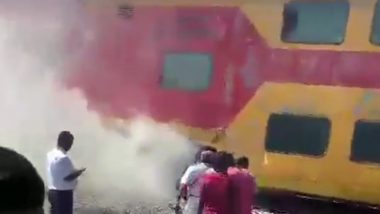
[177, 15, 215, 39]
[371, 1, 380, 45]
[265, 114, 331, 157]
[161, 53, 213, 91]
[281, 1, 349, 44]
[351, 120, 380, 164]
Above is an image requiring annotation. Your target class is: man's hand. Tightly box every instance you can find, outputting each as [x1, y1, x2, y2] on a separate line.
[78, 168, 86, 174]
[64, 168, 87, 181]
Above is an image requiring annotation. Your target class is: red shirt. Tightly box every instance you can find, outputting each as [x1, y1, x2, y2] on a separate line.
[199, 172, 231, 214]
[228, 167, 256, 214]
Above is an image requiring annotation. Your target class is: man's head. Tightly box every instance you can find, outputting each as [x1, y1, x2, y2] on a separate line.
[225, 152, 235, 168]
[216, 151, 235, 168]
[57, 131, 74, 152]
[200, 150, 214, 165]
[211, 152, 230, 173]
[194, 145, 217, 163]
[0, 147, 45, 214]
[202, 146, 217, 153]
[236, 156, 249, 169]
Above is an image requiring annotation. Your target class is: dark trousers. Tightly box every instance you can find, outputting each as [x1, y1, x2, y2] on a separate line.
[48, 190, 73, 214]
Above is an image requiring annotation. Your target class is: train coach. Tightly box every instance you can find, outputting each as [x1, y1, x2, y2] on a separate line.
[67, 0, 380, 207]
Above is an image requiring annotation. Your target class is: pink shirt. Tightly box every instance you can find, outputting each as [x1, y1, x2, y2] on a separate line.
[199, 172, 231, 214]
[228, 167, 256, 214]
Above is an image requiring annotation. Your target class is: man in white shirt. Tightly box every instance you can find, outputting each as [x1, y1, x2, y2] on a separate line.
[46, 131, 86, 214]
[179, 150, 214, 214]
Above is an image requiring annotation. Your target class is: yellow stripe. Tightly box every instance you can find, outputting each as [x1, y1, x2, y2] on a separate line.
[228, 82, 380, 205]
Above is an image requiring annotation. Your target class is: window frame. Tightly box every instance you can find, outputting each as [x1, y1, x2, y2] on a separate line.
[160, 52, 214, 92]
[281, 0, 350, 45]
[350, 119, 380, 165]
[264, 113, 331, 158]
[370, 0, 380, 45]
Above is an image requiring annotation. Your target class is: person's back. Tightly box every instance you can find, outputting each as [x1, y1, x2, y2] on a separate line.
[198, 152, 231, 214]
[180, 151, 214, 214]
[228, 157, 256, 214]
[0, 146, 45, 214]
[199, 172, 230, 214]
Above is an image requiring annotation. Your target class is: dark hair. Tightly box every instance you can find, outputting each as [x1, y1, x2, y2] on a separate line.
[194, 145, 217, 163]
[57, 131, 74, 150]
[211, 152, 229, 173]
[236, 156, 249, 169]
[225, 152, 235, 167]
[200, 151, 213, 165]
[0, 147, 45, 212]
[202, 146, 217, 153]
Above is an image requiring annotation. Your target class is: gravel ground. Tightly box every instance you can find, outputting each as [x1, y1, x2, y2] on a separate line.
[43, 193, 380, 214]
[74, 201, 175, 214]
[73, 203, 272, 214]
[43, 198, 273, 214]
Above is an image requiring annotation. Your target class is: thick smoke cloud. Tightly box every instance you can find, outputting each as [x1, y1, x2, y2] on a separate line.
[0, 0, 196, 210]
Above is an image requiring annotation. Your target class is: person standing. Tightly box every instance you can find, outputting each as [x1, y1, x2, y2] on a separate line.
[174, 146, 217, 213]
[198, 152, 231, 214]
[179, 150, 214, 214]
[46, 131, 86, 214]
[228, 156, 256, 214]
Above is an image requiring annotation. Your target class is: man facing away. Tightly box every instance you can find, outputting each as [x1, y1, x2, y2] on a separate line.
[198, 152, 231, 214]
[0, 146, 45, 214]
[46, 131, 86, 214]
[228, 156, 256, 214]
[179, 150, 214, 214]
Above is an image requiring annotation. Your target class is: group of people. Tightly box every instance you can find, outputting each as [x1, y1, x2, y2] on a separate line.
[0, 131, 256, 214]
[178, 146, 256, 214]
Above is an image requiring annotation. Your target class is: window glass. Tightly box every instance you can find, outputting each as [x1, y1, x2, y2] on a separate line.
[162, 53, 213, 91]
[281, 1, 349, 44]
[351, 120, 380, 164]
[265, 113, 331, 157]
[371, 1, 380, 45]
[118, 4, 134, 19]
[177, 15, 215, 39]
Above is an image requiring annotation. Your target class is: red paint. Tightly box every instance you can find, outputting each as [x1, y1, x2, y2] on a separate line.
[66, 6, 380, 129]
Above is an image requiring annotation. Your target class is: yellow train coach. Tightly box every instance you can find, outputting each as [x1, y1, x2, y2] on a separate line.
[73, 0, 380, 207]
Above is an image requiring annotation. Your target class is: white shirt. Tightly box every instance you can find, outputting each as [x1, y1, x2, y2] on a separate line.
[46, 148, 77, 190]
[180, 162, 209, 197]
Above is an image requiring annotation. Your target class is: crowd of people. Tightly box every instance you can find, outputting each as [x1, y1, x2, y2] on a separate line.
[0, 131, 256, 214]
[178, 146, 256, 214]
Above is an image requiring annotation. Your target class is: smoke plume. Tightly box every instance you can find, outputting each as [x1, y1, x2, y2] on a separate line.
[0, 0, 196, 210]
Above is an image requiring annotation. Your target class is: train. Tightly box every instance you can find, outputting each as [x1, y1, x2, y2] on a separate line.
[66, 0, 380, 207]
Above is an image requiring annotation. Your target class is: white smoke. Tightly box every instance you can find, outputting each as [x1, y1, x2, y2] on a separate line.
[0, 0, 196, 210]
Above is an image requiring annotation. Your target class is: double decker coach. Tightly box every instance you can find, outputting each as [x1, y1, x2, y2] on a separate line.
[67, 0, 380, 206]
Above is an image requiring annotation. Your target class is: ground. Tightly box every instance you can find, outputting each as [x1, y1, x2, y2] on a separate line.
[43, 192, 380, 213]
